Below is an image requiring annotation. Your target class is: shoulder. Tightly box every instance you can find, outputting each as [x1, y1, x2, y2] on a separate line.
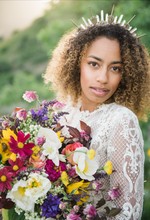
[109, 103, 143, 140]
[108, 103, 139, 124]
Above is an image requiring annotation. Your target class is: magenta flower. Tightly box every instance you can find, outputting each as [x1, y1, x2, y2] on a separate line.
[67, 209, 82, 220]
[45, 159, 66, 182]
[16, 109, 27, 121]
[22, 91, 37, 103]
[83, 204, 97, 220]
[107, 185, 121, 201]
[5, 158, 27, 177]
[0, 168, 13, 192]
[9, 131, 34, 158]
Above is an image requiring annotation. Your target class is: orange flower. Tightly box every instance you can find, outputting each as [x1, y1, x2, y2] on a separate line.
[62, 142, 83, 165]
[29, 157, 46, 169]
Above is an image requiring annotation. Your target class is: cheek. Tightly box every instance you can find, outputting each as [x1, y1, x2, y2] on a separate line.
[112, 75, 121, 90]
[80, 66, 89, 87]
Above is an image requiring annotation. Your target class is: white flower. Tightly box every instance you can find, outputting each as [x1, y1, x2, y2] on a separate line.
[7, 173, 51, 212]
[43, 138, 60, 166]
[37, 127, 62, 166]
[73, 147, 99, 181]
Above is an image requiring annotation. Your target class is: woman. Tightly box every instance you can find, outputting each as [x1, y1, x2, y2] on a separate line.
[44, 6, 150, 219]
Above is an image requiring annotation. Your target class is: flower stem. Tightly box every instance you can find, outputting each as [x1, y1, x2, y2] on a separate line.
[65, 150, 87, 158]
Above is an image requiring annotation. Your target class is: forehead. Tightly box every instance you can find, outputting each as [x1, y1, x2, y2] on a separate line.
[85, 37, 121, 61]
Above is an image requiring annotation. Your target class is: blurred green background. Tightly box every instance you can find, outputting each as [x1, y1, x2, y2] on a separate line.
[0, 0, 150, 218]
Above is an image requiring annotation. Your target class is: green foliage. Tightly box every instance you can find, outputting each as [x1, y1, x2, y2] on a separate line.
[2, 207, 25, 220]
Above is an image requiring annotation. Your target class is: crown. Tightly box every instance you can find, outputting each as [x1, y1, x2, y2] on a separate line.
[70, 5, 146, 39]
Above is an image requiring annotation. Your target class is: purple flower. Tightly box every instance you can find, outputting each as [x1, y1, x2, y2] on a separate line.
[67, 209, 82, 220]
[41, 194, 60, 218]
[107, 185, 121, 201]
[83, 204, 97, 220]
[45, 159, 66, 182]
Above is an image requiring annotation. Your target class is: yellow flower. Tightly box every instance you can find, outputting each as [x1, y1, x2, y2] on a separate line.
[57, 131, 64, 143]
[66, 180, 90, 204]
[66, 180, 90, 195]
[103, 161, 113, 175]
[61, 171, 69, 186]
[0, 128, 17, 164]
[31, 146, 40, 160]
[87, 149, 95, 160]
[147, 149, 150, 157]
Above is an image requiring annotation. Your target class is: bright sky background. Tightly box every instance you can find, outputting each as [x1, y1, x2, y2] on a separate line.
[0, 1, 52, 39]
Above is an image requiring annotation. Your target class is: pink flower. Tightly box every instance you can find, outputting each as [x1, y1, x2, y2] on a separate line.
[73, 205, 79, 213]
[59, 202, 67, 210]
[83, 204, 97, 220]
[5, 158, 27, 177]
[92, 181, 103, 194]
[22, 91, 37, 103]
[45, 160, 66, 182]
[35, 136, 45, 146]
[53, 102, 66, 111]
[0, 168, 13, 192]
[16, 109, 27, 121]
[9, 131, 34, 158]
[80, 130, 90, 141]
[67, 209, 82, 220]
[62, 142, 83, 165]
[68, 167, 76, 177]
[2, 121, 11, 128]
[107, 185, 121, 201]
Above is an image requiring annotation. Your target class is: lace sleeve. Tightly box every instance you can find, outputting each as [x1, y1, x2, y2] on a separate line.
[107, 112, 144, 220]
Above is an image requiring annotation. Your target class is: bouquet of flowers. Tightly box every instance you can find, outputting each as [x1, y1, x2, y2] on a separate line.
[0, 91, 121, 220]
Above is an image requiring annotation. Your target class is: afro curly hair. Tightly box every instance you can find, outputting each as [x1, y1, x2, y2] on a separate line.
[44, 23, 150, 121]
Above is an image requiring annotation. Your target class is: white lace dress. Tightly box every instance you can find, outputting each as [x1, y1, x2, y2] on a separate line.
[59, 102, 144, 220]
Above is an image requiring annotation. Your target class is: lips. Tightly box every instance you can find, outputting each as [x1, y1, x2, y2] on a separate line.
[90, 87, 109, 96]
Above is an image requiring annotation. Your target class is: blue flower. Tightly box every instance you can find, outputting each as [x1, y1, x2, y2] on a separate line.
[41, 194, 61, 218]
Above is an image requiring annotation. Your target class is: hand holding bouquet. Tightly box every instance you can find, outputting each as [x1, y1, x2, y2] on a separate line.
[0, 91, 121, 220]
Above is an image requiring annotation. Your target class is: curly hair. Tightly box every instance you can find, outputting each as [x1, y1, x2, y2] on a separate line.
[44, 23, 150, 121]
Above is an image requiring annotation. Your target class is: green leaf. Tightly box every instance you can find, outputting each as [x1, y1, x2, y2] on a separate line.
[96, 198, 106, 208]
[2, 207, 25, 220]
[104, 206, 110, 214]
[69, 188, 78, 195]
[107, 208, 122, 217]
[93, 214, 107, 220]
[0, 154, 2, 162]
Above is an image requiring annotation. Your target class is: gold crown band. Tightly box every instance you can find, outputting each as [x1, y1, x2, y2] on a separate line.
[70, 5, 146, 39]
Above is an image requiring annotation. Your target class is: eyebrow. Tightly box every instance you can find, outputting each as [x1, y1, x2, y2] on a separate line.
[88, 55, 122, 64]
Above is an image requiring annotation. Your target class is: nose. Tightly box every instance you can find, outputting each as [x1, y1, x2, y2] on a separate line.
[96, 66, 108, 84]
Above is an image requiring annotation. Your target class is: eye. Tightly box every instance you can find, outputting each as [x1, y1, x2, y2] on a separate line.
[111, 66, 121, 72]
[89, 62, 99, 67]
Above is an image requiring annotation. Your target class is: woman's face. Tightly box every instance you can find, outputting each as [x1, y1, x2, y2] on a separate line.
[80, 37, 122, 112]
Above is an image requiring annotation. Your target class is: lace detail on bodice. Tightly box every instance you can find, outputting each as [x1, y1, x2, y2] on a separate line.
[59, 103, 144, 220]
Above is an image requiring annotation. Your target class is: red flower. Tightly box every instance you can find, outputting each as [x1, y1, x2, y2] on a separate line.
[5, 158, 27, 177]
[0, 168, 13, 192]
[9, 131, 34, 158]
